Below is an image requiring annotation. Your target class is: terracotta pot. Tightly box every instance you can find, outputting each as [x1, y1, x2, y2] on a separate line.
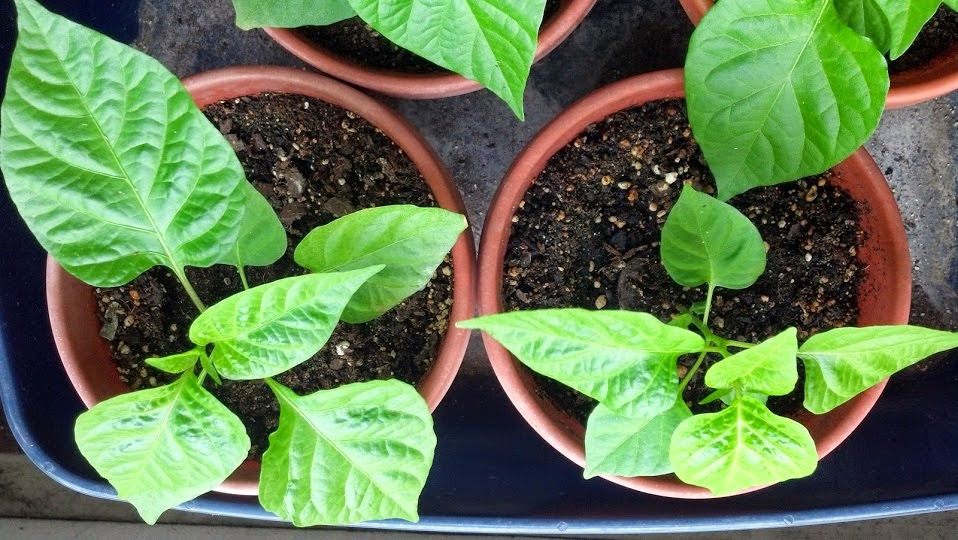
[46, 66, 477, 497]
[476, 68, 912, 498]
[263, 0, 597, 99]
[677, 0, 958, 108]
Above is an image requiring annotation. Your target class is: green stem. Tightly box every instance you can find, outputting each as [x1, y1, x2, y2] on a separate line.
[173, 267, 207, 313]
[237, 265, 250, 290]
[702, 283, 716, 327]
[197, 369, 208, 385]
[725, 340, 756, 350]
[678, 351, 709, 395]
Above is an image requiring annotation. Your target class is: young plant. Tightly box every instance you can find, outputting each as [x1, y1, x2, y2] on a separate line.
[229, 0, 549, 120]
[461, 184, 958, 495]
[685, 0, 958, 200]
[1, 0, 466, 525]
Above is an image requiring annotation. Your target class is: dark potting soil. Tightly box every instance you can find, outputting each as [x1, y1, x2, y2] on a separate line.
[889, 6, 958, 76]
[502, 99, 864, 426]
[95, 93, 453, 458]
[298, 0, 563, 74]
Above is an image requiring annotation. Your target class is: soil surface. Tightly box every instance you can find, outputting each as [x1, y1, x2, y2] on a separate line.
[95, 93, 453, 458]
[502, 99, 864, 425]
[298, 0, 563, 73]
[889, 6, 958, 75]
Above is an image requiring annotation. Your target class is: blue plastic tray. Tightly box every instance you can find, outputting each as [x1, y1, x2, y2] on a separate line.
[3, 0, 958, 534]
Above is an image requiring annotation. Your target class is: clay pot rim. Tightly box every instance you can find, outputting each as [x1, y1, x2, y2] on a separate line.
[476, 67, 911, 498]
[676, 0, 958, 109]
[46, 66, 476, 497]
[263, 0, 598, 99]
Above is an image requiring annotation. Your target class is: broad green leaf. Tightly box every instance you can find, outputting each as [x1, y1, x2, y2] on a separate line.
[834, 0, 892, 53]
[74, 372, 249, 524]
[584, 400, 691, 478]
[798, 325, 958, 414]
[835, 0, 941, 60]
[686, 0, 888, 200]
[670, 396, 817, 495]
[190, 267, 383, 380]
[231, 0, 356, 30]
[661, 185, 766, 289]
[295, 205, 465, 324]
[145, 349, 201, 374]
[260, 379, 435, 526]
[1, 0, 248, 287]
[459, 309, 705, 417]
[705, 328, 798, 396]
[946, 0, 958, 11]
[346, 0, 548, 119]
[222, 182, 287, 269]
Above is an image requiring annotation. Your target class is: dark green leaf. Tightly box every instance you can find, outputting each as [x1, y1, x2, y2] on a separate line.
[231, 0, 356, 30]
[1, 0, 248, 287]
[686, 0, 888, 200]
[584, 400, 691, 478]
[661, 185, 766, 289]
[834, 0, 892, 53]
[853, 0, 940, 59]
[74, 372, 249, 524]
[459, 309, 705, 417]
[145, 349, 200, 374]
[705, 328, 798, 396]
[670, 395, 817, 495]
[294, 205, 465, 324]
[346, 0, 548, 119]
[799, 325, 958, 413]
[190, 267, 383, 380]
[260, 379, 435, 526]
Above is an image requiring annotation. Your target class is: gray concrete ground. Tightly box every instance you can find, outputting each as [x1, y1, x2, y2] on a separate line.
[2, 0, 958, 536]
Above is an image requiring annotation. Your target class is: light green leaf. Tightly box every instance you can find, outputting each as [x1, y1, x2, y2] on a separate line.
[190, 267, 383, 380]
[145, 349, 201, 374]
[705, 328, 798, 396]
[75, 372, 249, 524]
[834, 0, 892, 53]
[222, 182, 287, 269]
[231, 0, 356, 30]
[661, 185, 766, 290]
[260, 379, 435, 526]
[685, 0, 888, 200]
[584, 400, 691, 478]
[346, 0, 548, 119]
[798, 325, 958, 414]
[945, 0, 958, 11]
[459, 309, 705, 417]
[294, 205, 465, 324]
[836, 0, 941, 60]
[1, 0, 248, 287]
[670, 395, 817, 496]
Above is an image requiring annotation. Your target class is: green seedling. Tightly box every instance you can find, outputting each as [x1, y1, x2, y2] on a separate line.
[1, 0, 466, 525]
[230, 0, 549, 120]
[461, 184, 958, 495]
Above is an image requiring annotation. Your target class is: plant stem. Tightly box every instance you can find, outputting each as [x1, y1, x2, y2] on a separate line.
[702, 283, 716, 326]
[173, 267, 207, 313]
[678, 351, 709, 395]
[725, 340, 756, 350]
[197, 369, 207, 385]
[237, 265, 250, 290]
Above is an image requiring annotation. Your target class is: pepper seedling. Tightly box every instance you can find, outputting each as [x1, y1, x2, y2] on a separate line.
[461, 184, 958, 495]
[1, 0, 466, 525]
[229, 0, 549, 120]
[685, 0, 958, 200]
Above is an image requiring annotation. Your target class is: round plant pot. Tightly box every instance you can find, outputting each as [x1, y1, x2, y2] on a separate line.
[476, 68, 911, 498]
[677, 0, 958, 109]
[46, 66, 477, 497]
[263, 0, 597, 99]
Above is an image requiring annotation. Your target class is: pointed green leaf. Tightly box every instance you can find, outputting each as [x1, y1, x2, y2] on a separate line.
[459, 309, 705, 417]
[222, 182, 287, 269]
[686, 0, 888, 200]
[945, 0, 958, 11]
[75, 373, 249, 524]
[231, 0, 356, 30]
[1, 0, 248, 287]
[145, 349, 201, 374]
[670, 396, 817, 495]
[834, 0, 892, 53]
[798, 325, 958, 414]
[346, 0, 548, 119]
[190, 267, 383, 380]
[661, 185, 766, 290]
[856, 0, 940, 59]
[705, 328, 798, 396]
[260, 379, 435, 526]
[584, 400, 691, 478]
[295, 205, 466, 324]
